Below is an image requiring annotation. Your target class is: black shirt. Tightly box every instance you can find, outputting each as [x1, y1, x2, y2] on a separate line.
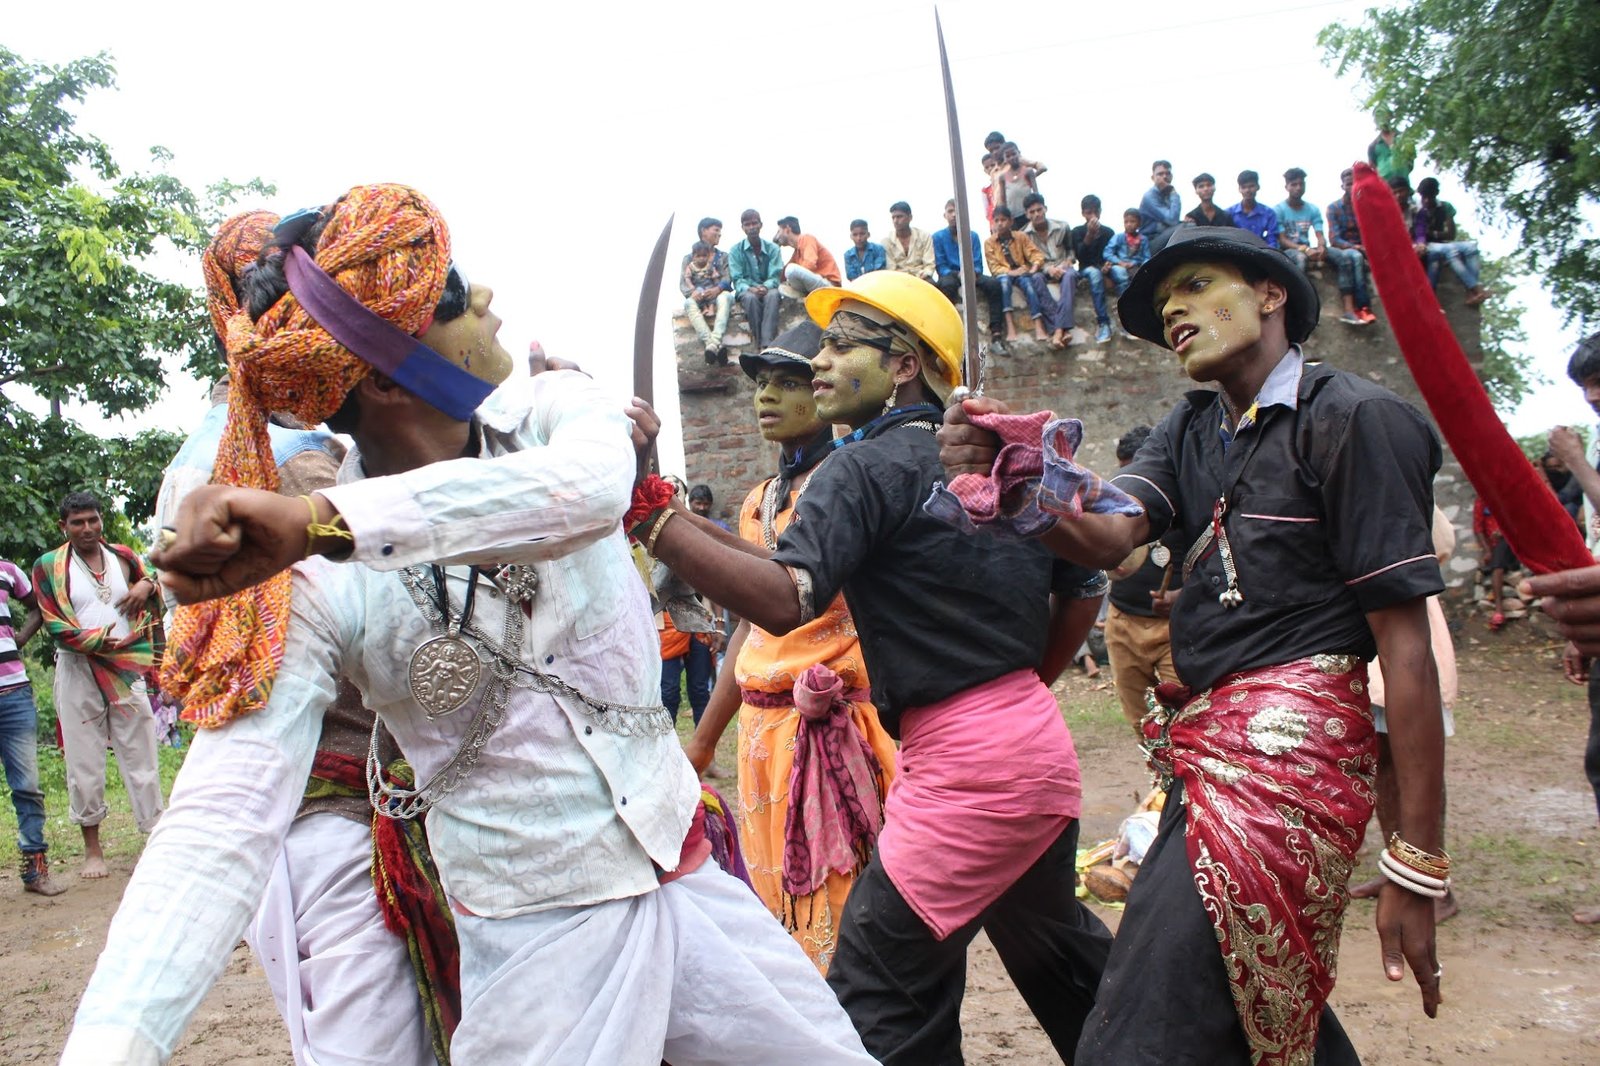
[1184, 204, 1237, 228]
[1111, 358, 1444, 692]
[1069, 224, 1114, 269]
[771, 408, 1106, 735]
[1107, 526, 1187, 617]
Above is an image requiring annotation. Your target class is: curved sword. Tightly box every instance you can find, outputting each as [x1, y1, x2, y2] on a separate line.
[936, 8, 983, 398]
[633, 213, 675, 471]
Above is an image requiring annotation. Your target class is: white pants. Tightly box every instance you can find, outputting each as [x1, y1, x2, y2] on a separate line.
[55, 652, 164, 831]
[453, 861, 873, 1065]
[248, 813, 437, 1066]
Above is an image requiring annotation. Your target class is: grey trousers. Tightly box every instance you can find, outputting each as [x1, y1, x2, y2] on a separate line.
[740, 288, 783, 349]
[55, 651, 164, 831]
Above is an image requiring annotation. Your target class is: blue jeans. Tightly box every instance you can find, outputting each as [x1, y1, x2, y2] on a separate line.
[1105, 265, 1133, 301]
[1425, 241, 1480, 290]
[0, 684, 47, 858]
[1327, 247, 1371, 307]
[1010, 274, 1048, 319]
[994, 275, 1017, 313]
[1079, 267, 1111, 325]
[661, 636, 714, 726]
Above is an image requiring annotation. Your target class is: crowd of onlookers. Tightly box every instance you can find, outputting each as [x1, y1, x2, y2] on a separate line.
[678, 126, 1492, 363]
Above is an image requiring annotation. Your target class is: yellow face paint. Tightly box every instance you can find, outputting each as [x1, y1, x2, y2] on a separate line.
[752, 366, 824, 443]
[1154, 260, 1265, 382]
[810, 330, 895, 429]
[417, 281, 513, 387]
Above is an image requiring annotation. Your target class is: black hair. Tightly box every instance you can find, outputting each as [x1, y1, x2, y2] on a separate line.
[1122, 207, 1141, 220]
[945, 198, 956, 209]
[889, 201, 912, 215]
[59, 490, 102, 520]
[1021, 192, 1045, 211]
[993, 205, 1014, 220]
[1002, 141, 1020, 154]
[776, 216, 801, 233]
[1081, 194, 1102, 213]
[1192, 172, 1215, 186]
[690, 240, 713, 256]
[1566, 331, 1600, 385]
[1116, 425, 1153, 463]
[1152, 159, 1172, 172]
[697, 216, 722, 237]
[850, 219, 869, 231]
[1237, 170, 1260, 186]
[1284, 167, 1307, 183]
[1417, 177, 1440, 198]
[1340, 167, 1354, 181]
[740, 208, 760, 222]
[688, 484, 713, 502]
[243, 212, 334, 322]
[984, 130, 1005, 146]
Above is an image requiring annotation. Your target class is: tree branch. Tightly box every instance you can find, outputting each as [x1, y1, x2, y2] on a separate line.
[0, 362, 69, 387]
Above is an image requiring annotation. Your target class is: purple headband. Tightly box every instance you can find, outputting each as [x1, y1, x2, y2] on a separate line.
[283, 245, 494, 422]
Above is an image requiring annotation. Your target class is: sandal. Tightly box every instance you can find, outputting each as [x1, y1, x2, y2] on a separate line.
[1488, 611, 1506, 631]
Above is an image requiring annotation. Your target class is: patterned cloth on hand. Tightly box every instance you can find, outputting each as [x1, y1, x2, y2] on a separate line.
[924, 411, 1143, 537]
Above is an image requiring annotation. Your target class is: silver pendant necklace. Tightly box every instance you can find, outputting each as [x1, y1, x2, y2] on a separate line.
[75, 550, 114, 604]
[407, 565, 484, 720]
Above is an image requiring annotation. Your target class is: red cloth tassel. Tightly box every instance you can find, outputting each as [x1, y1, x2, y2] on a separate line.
[1350, 162, 1590, 575]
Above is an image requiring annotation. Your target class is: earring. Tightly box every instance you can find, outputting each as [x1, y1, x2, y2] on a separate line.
[1262, 303, 1277, 315]
[881, 381, 900, 415]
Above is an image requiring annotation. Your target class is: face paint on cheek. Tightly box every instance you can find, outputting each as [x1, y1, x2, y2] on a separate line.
[850, 379, 862, 392]
[1215, 308, 1232, 321]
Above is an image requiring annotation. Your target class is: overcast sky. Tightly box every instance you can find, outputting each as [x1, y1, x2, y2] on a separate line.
[7, 0, 1591, 473]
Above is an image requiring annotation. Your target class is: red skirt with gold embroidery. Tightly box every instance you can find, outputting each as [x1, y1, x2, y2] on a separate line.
[1144, 655, 1376, 1066]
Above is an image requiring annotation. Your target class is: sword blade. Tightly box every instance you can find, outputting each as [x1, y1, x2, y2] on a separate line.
[936, 8, 982, 392]
[633, 213, 674, 472]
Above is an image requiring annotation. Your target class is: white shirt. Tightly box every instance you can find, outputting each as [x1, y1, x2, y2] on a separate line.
[64, 370, 700, 1064]
[68, 548, 130, 638]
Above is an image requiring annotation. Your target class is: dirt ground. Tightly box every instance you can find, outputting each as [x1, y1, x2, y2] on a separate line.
[3, 613, 1598, 1064]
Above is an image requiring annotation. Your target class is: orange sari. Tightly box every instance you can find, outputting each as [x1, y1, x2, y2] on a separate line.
[734, 478, 898, 972]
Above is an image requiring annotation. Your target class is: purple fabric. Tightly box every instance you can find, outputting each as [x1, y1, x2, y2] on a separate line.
[283, 246, 493, 422]
[781, 664, 886, 899]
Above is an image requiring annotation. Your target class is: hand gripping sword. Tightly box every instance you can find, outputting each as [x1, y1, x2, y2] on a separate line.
[633, 213, 675, 472]
[936, 8, 984, 403]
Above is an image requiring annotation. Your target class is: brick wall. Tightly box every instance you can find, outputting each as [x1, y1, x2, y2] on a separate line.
[674, 270, 1487, 587]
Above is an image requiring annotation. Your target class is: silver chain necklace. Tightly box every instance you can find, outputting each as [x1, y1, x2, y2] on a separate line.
[370, 563, 674, 820]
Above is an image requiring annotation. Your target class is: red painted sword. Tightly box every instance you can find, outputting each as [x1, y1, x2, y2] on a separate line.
[1350, 161, 1589, 575]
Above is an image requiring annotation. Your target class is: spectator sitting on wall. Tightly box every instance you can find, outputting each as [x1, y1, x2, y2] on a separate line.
[1413, 177, 1490, 306]
[933, 197, 1010, 356]
[883, 201, 937, 282]
[1184, 173, 1236, 228]
[980, 152, 1002, 225]
[1070, 194, 1117, 344]
[1020, 192, 1078, 349]
[1326, 167, 1378, 326]
[1274, 167, 1327, 272]
[984, 204, 1048, 344]
[1103, 208, 1149, 304]
[983, 130, 1046, 177]
[1138, 159, 1182, 242]
[1228, 169, 1278, 248]
[729, 209, 784, 351]
[996, 142, 1042, 221]
[844, 219, 887, 281]
[683, 216, 731, 282]
[682, 239, 733, 363]
[774, 216, 841, 294]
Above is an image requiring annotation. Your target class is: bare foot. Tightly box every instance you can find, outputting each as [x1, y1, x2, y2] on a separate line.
[80, 855, 108, 880]
[1574, 904, 1600, 925]
[1349, 875, 1386, 899]
[1049, 328, 1067, 349]
[1435, 890, 1460, 924]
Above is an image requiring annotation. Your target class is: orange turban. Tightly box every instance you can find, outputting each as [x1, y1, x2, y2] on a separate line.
[201, 210, 280, 341]
[167, 183, 451, 728]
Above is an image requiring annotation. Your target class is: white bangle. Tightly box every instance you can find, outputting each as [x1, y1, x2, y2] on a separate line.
[1379, 852, 1449, 898]
[1379, 850, 1450, 889]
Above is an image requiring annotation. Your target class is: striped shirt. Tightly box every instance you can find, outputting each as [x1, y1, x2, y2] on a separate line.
[0, 561, 32, 691]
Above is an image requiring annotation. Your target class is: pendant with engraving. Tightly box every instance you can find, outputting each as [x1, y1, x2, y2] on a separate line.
[1218, 587, 1244, 609]
[408, 634, 481, 719]
[95, 585, 113, 603]
[1150, 544, 1171, 568]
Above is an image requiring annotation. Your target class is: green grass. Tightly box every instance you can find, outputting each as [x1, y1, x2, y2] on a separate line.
[0, 738, 187, 871]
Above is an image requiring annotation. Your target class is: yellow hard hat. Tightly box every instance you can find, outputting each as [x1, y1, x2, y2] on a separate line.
[805, 272, 963, 398]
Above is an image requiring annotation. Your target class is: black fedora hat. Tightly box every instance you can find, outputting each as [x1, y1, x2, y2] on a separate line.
[1117, 227, 1320, 349]
[738, 321, 823, 379]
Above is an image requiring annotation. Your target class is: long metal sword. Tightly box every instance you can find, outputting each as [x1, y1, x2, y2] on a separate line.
[936, 8, 983, 399]
[633, 213, 675, 471]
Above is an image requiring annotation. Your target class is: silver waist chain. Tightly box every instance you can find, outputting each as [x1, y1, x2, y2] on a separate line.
[368, 565, 674, 820]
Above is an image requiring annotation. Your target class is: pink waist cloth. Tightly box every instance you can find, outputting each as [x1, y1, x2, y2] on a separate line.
[877, 668, 1081, 940]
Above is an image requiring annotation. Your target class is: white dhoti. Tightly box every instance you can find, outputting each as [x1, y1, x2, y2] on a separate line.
[248, 813, 436, 1066]
[453, 861, 873, 1065]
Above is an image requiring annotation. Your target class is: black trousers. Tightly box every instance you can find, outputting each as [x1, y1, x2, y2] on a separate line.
[1076, 783, 1361, 1065]
[935, 272, 1006, 338]
[827, 820, 1112, 1065]
[1587, 671, 1600, 821]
